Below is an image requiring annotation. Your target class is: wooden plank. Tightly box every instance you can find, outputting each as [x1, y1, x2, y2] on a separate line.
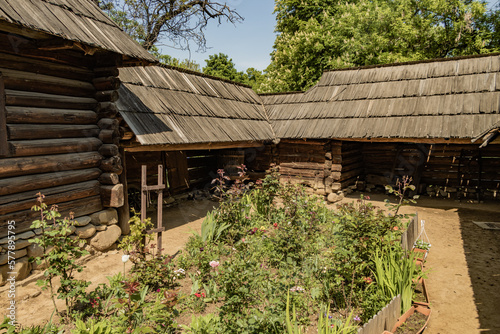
[5, 106, 97, 124]
[98, 173, 120, 185]
[166, 151, 190, 191]
[0, 180, 100, 215]
[7, 124, 100, 140]
[0, 152, 102, 178]
[9, 137, 102, 157]
[0, 195, 103, 238]
[0, 168, 101, 196]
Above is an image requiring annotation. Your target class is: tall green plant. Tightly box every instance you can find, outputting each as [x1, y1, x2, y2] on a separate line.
[29, 193, 90, 317]
[372, 247, 419, 314]
[199, 210, 230, 243]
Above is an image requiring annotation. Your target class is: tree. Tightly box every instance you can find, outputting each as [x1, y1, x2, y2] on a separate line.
[202, 53, 266, 91]
[95, 0, 242, 52]
[262, 0, 499, 93]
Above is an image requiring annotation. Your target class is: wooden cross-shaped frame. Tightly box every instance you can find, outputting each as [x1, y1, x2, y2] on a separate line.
[141, 165, 166, 255]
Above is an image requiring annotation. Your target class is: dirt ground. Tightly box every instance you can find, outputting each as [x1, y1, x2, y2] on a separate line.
[0, 193, 499, 333]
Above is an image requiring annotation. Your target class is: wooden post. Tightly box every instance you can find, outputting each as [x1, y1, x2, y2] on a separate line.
[156, 165, 163, 255]
[140, 164, 166, 255]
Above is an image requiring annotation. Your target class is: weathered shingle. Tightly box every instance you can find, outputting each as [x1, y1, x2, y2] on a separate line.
[0, 0, 156, 63]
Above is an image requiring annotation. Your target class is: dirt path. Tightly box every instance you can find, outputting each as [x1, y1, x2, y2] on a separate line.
[1, 194, 499, 333]
[338, 194, 500, 334]
[0, 199, 216, 329]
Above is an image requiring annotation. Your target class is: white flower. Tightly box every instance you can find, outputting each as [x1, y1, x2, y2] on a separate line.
[209, 260, 220, 268]
[122, 254, 130, 263]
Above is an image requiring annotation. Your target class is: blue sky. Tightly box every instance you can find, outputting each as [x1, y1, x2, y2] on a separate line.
[161, 0, 499, 72]
[160, 0, 276, 72]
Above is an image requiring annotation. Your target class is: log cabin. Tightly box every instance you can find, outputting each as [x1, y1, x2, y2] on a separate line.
[116, 65, 275, 208]
[0, 0, 156, 257]
[260, 54, 500, 200]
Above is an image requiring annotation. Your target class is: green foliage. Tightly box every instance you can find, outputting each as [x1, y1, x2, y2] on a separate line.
[198, 210, 230, 244]
[264, 0, 498, 93]
[29, 193, 90, 317]
[372, 247, 421, 314]
[72, 318, 113, 334]
[119, 210, 153, 263]
[202, 53, 266, 90]
[180, 313, 222, 334]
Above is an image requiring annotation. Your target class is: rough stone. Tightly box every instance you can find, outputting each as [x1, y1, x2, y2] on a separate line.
[327, 192, 344, 203]
[90, 209, 118, 226]
[356, 181, 366, 191]
[438, 189, 448, 197]
[0, 256, 31, 285]
[17, 231, 35, 240]
[0, 248, 27, 265]
[14, 239, 31, 250]
[89, 225, 121, 251]
[71, 216, 92, 227]
[95, 225, 107, 232]
[344, 188, 354, 195]
[27, 243, 44, 258]
[445, 187, 457, 193]
[75, 224, 96, 239]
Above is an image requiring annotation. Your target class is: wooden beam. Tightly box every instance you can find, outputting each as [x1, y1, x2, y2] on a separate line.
[9, 137, 102, 157]
[0, 180, 100, 215]
[6, 89, 98, 110]
[336, 137, 474, 144]
[6, 106, 97, 124]
[7, 124, 100, 140]
[0, 151, 102, 178]
[101, 184, 124, 207]
[117, 147, 130, 234]
[0, 168, 101, 196]
[123, 141, 266, 152]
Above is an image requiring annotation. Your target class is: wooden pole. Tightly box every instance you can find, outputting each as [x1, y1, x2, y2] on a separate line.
[157, 165, 163, 255]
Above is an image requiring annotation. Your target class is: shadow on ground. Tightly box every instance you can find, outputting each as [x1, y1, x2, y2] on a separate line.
[457, 208, 500, 333]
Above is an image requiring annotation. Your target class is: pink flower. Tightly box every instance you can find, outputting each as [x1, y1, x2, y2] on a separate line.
[209, 260, 220, 268]
[273, 223, 278, 228]
[365, 196, 370, 200]
[393, 226, 399, 231]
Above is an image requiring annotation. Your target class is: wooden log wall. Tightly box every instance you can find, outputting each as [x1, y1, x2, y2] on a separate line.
[277, 139, 329, 193]
[0, 33, 106, 237]
[363, 142, 500, 199]
[186, 150, 217, 190]
[93, 66, 124, 212]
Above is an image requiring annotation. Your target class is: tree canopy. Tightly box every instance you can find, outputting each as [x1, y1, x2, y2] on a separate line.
[95, 0, 242, 51]
[202, 53, 265, 90]
[261, 0, 500, 93]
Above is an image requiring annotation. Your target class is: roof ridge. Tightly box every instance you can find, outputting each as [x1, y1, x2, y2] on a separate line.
[157, 63, 253, 89]
[322, 52, 500, 74]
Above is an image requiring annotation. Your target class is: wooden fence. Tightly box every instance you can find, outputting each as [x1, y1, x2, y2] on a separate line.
[357, 295, 401, 334]
[400, 212, 420, 251]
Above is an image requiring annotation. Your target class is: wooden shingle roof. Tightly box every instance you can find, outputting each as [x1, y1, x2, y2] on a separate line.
[263, 54, 500, 140]
[117, 66, 275, 145]
[0, 0, 156, 63]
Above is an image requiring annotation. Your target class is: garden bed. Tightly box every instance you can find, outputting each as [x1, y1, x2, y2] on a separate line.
[3, 170, 429, 333]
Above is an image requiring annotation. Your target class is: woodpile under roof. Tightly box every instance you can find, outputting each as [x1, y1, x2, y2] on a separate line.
[117, 66, 275, 145]
[262, 54, 500, 140]
[0, 0, 156, 63]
